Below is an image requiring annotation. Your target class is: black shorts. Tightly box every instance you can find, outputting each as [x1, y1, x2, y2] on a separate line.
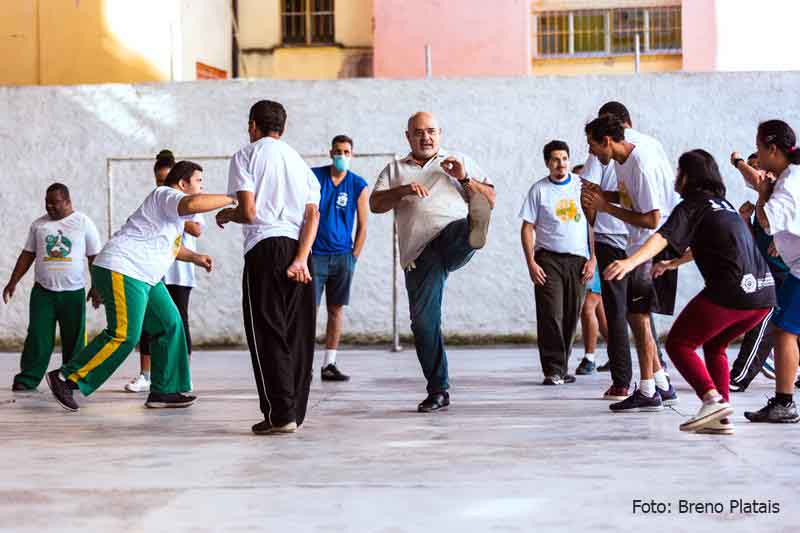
[626, 250, 678, 315]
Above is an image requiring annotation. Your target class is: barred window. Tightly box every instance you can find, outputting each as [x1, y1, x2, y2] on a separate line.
[535, 6, 681, 57]
[282, 0, 335, 46]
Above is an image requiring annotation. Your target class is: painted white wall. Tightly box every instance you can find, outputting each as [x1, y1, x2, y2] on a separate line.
[715, 0, 800, 71]
[177, 0, 232, 80]
[1, 74, 798, 347]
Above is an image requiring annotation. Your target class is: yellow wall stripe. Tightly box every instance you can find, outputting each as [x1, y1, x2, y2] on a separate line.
[69, 272, 129, 381]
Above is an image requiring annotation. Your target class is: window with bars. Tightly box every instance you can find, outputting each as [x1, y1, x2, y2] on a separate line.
[282, 0, 335, 46]
[535, 6, 681, 58]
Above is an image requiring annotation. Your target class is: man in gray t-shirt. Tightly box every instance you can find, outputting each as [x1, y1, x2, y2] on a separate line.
[371, 112, 495, 413]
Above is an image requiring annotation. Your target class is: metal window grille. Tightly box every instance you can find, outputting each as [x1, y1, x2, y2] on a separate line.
[535, 6, 681, 58]
[282, 0, 335, 46]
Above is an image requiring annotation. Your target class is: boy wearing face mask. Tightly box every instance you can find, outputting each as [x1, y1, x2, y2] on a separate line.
[311, 135, 369, 381]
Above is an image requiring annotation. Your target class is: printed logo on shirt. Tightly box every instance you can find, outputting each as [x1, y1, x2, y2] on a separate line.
[740, 274, 757, 294]
[172, 235, 182, 257]
[555, 199, 582, 223]
[619, 182, 633, 209]
[44, 231, 73, 262]
[336, 192, 349, 208]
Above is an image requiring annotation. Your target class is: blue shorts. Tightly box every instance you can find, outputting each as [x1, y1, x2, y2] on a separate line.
[587, 264, 602, 294]
[311, 253, 356, 307]
[772, 274, 800, 334]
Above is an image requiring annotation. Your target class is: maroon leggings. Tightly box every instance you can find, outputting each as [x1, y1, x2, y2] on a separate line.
[665, 294, 770, 403]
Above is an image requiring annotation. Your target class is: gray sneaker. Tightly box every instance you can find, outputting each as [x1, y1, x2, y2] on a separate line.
[467, 189, 492, 249]
[744, 398, 800, 423]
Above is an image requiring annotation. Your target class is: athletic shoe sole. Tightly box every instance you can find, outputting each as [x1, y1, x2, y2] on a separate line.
[45, 372, 79, 412]
[661, 398, 679, 407]
[679, 405, 734, 432]
[695, 427, 735, 435]
[145, 399, 196, 409]
[124, 386, 150, 393]
[761, 369, 776, 380]
[254, 422, 298, 435]
[602, 394, 629, 401]
[611, 405, 664, 413]
[467, 193, 492, 249]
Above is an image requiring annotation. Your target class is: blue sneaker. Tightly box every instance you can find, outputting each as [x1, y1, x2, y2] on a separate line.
[761, 354, 776, 380]
[575, 358, 596, 375]
[657, 383, 679, 406]
[609, 386, 663, 412]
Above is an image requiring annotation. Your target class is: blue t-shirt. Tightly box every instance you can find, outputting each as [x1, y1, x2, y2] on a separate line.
[312, 166, 368, 255]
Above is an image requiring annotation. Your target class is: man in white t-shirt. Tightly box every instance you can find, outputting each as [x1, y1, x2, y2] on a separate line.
[46, 162, 232, 412]
[4, 183, 102, 391]
[581, 114, 680, 413]
[520, 140, 595, 385]
[580, 101, 671, 401]
[217, 100, 321, 436]
[371, 111, 495, 413]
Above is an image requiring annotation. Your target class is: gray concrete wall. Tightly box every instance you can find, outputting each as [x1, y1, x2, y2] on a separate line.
[1, 73, 799, 346]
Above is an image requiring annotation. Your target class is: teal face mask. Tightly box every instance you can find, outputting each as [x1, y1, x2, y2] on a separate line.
[332, 155, 350, 173]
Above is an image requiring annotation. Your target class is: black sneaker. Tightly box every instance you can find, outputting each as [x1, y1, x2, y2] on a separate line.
[321, 364, 350, 382]
[575, 358, 596, 375]
[45, 370, 79, 411]
[11, 382, 34, 392]
[744, 398, 800, 423]
[417, 391, 450, 413]
[563, 374, 577, 384]
[252, 419, 298, 435]
[145, 392, 196, 409]
[542, 375, 564, 385]
[597, 361, 611, 372]
[729, 381, 746, 393]
[609, 386, 663, 413]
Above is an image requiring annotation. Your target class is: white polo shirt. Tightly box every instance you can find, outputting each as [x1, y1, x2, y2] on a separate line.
[227, 137, 321, 255]
[374, 149, 491, 268]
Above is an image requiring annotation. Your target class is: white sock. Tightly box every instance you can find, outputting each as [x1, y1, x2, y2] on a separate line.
[142, 371, 151, 380]
[640, 379, 656, 397]
[584, 353, 596, 363]
[324, 349, 337, 367]
[703, 392, 723, 405]
[654, 369, 669, 390]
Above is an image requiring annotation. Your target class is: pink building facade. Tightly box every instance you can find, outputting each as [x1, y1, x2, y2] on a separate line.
[372, 0, 531, 79]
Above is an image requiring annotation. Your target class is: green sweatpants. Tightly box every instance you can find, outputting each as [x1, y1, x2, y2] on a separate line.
[13, 284, 86, 390]
[61, 266, 190, 396]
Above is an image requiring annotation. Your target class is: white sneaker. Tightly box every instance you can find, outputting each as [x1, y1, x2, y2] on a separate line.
[124, 374, 150, 393]
[679, 400, 734, 432]
[695, 417, 735, 435]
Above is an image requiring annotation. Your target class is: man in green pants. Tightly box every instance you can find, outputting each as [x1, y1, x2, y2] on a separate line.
[4, 183, 102, 391]
[46, 161, 234, 411]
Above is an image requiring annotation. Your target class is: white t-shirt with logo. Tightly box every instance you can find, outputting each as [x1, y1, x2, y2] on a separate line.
[23, 211, 102, 292]
[163, 214, 206, 287]
[518, 174, 589, 259]
[94, 187, 190, 285]
[227, 137, 321, 255]
[375, 149, 492, 268]
[764, 164, 800, 278]
[614, 141, 680, 252]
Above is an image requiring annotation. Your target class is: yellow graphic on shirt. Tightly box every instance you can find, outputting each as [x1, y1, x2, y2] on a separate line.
[43, 231, 73, 263]
[619, 182, 633, 209]
[555, 199, 582, 223]
[172, 235, 182, 257]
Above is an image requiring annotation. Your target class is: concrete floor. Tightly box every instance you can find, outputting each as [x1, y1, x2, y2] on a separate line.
[1, 347, 798, 533]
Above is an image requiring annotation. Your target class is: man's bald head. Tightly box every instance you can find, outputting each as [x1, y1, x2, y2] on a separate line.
[406, 111, 442, 162]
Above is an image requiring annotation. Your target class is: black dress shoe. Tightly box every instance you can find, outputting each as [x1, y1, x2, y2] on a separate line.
[417, 391, 450, 413]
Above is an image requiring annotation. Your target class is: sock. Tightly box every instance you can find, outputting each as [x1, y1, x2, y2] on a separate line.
[324, 349, 337, 367]
[640, 379, 656, 397]
[584, 353, 596, 363]
[703, 392, 722, 405]
[142, 371, 151, 380]
[654, 369, 669, 391]
[776, 392, 793, 406]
